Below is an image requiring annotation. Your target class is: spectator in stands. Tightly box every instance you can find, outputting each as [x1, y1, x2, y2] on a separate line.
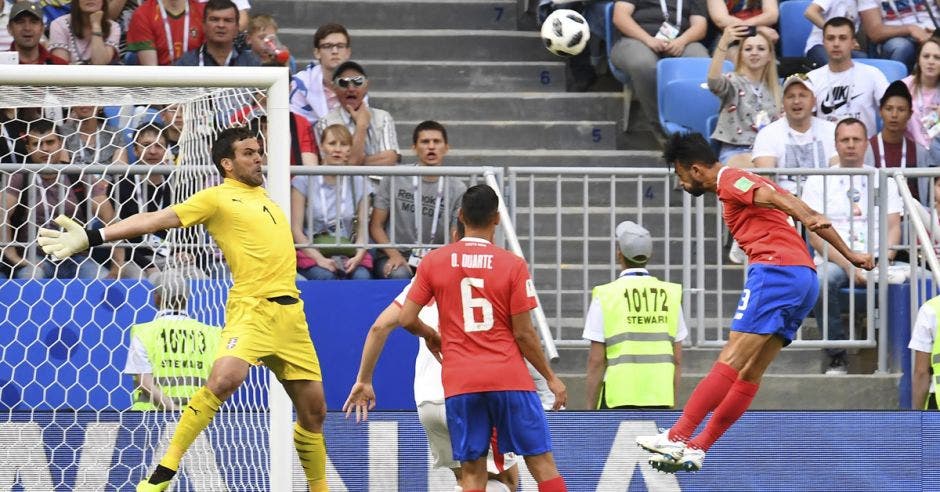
[246, 14, 295, 73]
[910, 293, 940, 409]
[290, 23, 352, 125]
[369, 121, 465, 279]
[158, 104, 184, 158]
[803, 0, 865, 67]
[63, 106, 125, 168]
[801, 118, 903, 375]
[609, 0, 709, 130]
[48, 0, 120, 64]
[290, 124, 372, 280]
[195, 0, 249, 30]
[289, 112, 318, 166]
[126, 0, 205, 65]
[0, 0, 14, 50]
[752, 74, 839, 193]
[707, 0, 779, 60]
[708, 24, 781, 168]
[809, 17, 888, 140]
[583, 220, 687, 409]
[864, 80, 931, 202]
[2, 119, 108, 279]
[314, 61, 399, 166]
[903, 38, 940, 155]
[7, 1, 67, 64]
[123, 268, 218, 411]
[859, 0, 936, 71]
[175, 0, 258, 66]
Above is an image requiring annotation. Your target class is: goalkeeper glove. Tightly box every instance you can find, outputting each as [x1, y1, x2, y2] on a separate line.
[37, 215, 104, 260]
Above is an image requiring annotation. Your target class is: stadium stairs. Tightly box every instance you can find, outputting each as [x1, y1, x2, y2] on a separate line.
[261, 0, 901, 409]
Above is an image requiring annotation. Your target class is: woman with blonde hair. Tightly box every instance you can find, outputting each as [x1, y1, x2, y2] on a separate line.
[290, 124, 373, 280]
[707, 25, 781, 168]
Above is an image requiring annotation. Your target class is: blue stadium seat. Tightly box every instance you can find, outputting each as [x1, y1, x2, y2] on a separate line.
[856, 58, 908, 82]
[705, 114, 721, 153]
[779, 0, 812, 58]
[656, 58, 732, 136]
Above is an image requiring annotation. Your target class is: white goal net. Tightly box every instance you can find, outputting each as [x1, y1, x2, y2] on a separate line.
[0, 66, 293, 490]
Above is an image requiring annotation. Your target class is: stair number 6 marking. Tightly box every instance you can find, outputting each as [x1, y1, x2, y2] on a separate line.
[733, 289, 751, 320]
[461, 277, 494, 332]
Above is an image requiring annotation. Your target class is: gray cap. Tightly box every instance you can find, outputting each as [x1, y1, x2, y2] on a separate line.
[149, 268, 190, 302]
[616, 220, 652, 263]
[9, 1, 42, 23]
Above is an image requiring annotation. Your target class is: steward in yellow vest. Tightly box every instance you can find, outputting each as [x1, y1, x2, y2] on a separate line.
[123, 269, 220, 411]
[582, 221, 687, 409]
[910, 295, 940, 410]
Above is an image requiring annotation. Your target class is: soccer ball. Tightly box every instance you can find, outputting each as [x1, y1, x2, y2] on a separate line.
[540, 9, 590, 57]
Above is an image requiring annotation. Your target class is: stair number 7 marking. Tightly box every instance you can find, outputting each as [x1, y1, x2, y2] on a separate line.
[733, 289, 751, 320]
[461, 277, 494, 332]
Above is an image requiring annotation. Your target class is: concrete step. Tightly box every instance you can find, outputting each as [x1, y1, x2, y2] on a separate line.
[295, 60, 569, 93]
[279, 29, 556, 63]
[260, 0, 519, 31]
[396, 120, 619, 151]
[370, 91, 623, 122]
[560, 373, 901, 410]
[398, 149, 660, 166]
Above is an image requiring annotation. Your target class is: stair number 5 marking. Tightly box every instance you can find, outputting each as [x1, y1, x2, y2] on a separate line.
[461, 277, 494, 332]
[733, 289, 751, 320]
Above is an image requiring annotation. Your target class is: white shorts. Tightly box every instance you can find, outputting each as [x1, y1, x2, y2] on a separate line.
[417, 400, 519, 473]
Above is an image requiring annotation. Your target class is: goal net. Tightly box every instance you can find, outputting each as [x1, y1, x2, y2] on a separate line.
[0, 66, 293, 490]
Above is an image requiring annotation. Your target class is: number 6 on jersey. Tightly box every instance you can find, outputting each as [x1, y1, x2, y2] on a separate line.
[461, 277, 494, 332]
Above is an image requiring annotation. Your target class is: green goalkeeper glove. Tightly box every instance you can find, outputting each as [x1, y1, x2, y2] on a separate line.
[37, 215, 104, 260]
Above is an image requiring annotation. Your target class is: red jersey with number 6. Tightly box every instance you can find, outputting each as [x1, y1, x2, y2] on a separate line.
[408, 237, 538, 397]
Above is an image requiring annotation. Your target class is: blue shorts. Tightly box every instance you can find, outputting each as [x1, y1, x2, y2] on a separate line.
[445, 390, 552, 462]
[731, 264, 819, 345]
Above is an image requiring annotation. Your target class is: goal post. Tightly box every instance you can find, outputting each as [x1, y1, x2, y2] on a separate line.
[0, 65, 295, 490]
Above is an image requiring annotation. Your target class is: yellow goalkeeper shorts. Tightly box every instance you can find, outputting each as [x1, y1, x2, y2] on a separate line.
[216, 296, 322, 382]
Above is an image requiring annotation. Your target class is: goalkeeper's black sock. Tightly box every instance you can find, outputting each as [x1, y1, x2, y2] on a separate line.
[148, 464, 176, 484]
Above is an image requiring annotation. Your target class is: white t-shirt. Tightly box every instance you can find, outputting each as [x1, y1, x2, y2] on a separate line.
[394, 281, 444, 406]
[582, 269, 689, 344]
[805, 0, 860, 54]
[800, 164, 903, 260]
[909, 300, 937, 392]
[858, 0, 939, 30]
[751, 117, 838, 193]
[808, 63, 888, 138]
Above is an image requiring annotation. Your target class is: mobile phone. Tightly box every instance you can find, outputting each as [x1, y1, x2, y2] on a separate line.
[744, 26, 757, 37]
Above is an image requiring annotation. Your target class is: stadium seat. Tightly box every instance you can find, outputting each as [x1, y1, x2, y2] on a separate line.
[705, 114, 721, 154]
[856, 58, 908, 82]
[603, 1, 634, 129]
[660, 78, 721, 136]
[656, 58, 732, 136]
[779, 0, 812, 58]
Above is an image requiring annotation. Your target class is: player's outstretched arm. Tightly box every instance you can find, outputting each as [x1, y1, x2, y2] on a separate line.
[752, 185, 874, 270]
[343, 302, 401, 423]
[511, 311, 567, 410]
[398, 299, 442, 360]
[38, 209, 182, 260]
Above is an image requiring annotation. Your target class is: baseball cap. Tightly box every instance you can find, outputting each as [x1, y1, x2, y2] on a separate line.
[149, 268, 191, 302]
[616, 220, 652, 263]
[332, 60, 366, 81]
[9, 1, 42, 22]
[782, 73, 814, 94]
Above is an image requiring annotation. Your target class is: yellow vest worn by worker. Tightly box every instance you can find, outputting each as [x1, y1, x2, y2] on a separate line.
[594, 274, 682, 408]
[928, 296, 940, 409]
[130, 314, 220, 411]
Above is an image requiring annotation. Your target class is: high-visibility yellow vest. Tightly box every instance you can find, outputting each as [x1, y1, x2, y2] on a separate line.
[130, 315, 220, 411]
[594, 274, 682, 408]
[928, 297, 940, 410]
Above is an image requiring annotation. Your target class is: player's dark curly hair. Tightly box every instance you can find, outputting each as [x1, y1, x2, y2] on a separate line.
[460, 184, 499, 228]
[662, 132, 717, 170]
[212, 126, 257, 176]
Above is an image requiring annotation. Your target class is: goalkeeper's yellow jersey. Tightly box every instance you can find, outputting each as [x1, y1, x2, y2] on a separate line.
[172, 178, 299, 300]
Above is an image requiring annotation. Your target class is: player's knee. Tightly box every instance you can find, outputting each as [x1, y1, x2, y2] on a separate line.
[206, 371, 246, 400]
[297, 397, 326, 430]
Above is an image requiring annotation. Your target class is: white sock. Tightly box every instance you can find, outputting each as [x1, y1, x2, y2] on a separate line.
[485, 479, 511, 492]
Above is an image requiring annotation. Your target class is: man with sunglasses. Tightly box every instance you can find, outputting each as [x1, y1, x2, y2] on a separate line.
[290, 23, 353, 126]
[314, 60, 400, 166]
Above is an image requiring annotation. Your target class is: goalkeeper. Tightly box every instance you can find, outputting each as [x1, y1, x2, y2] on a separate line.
[38, 127, 329, 492]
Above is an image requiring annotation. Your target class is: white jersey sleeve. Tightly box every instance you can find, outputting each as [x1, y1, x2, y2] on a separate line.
[396, 280, 446, 405]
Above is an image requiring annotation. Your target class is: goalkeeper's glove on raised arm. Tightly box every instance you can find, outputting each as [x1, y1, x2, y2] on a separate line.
[37, 215, 104, 260]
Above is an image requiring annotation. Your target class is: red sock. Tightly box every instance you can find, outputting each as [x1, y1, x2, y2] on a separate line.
[537, 476, 567, 492]
[669, 362, 738, 442]
[687, 379, 759, 452]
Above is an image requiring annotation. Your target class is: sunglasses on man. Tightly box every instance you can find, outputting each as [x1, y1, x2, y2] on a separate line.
[335, 76, 366, 88]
